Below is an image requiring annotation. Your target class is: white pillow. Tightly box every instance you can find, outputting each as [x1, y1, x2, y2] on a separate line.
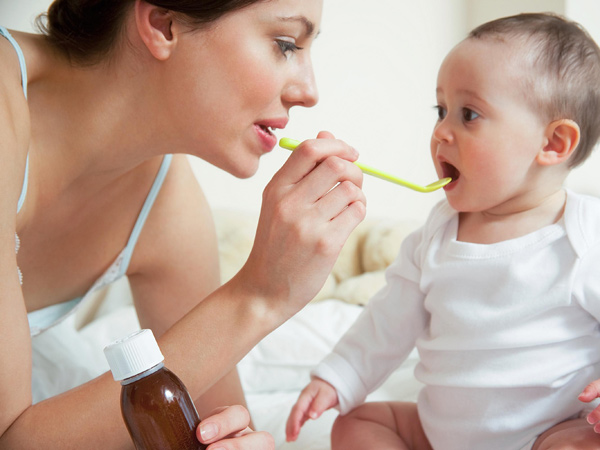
[238, 300, 363, 393]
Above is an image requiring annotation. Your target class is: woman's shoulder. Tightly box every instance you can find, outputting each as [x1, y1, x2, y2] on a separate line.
[0, 33, 28, 112]
[0, 29, 28, 103]
[127, 154, 218, 274]
[147, 154, 215, 239]
[0, 31, 30, 216]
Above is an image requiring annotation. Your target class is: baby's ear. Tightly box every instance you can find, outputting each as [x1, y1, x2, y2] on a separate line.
[537, 119, 580, 166]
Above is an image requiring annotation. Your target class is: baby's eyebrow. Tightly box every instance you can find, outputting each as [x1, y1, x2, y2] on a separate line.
[436, 87, 489, 105]
[278, 15, 320, 38]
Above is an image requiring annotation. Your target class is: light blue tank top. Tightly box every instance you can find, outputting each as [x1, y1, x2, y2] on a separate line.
[0, 26, 29, 212]
[0, 26, 173, 336]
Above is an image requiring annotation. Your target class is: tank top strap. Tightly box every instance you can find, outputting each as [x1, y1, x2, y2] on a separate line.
[28, 155, 174, 337]
[0, 26, 30, 213]
[0, 26, 28, 98]
[117, 154, 173, 278]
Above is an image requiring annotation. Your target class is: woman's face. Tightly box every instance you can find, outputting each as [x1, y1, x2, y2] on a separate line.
[165, 0, 323, 178]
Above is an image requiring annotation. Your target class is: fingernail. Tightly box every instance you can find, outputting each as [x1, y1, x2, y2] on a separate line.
[199, 422, 218, 440]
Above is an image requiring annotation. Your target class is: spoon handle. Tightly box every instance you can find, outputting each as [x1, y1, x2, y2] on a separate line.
[278, 138, 451, 193]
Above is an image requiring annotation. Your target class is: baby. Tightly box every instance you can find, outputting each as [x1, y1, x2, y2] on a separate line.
[286, 13, 600, 450]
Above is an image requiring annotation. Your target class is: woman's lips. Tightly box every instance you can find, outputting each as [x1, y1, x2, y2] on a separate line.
[254, 118, 288, 152]
[254, 124, 277, 151]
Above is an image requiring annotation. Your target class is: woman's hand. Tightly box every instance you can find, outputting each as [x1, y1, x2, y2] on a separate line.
[240, 131, 366, 319]
[197, 405, 274, 449]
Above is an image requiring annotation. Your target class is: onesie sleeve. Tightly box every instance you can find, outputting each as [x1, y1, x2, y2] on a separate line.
[569, 193, 600, 321]
[312, 226, 429, 415]
[572, 243, 600, 321]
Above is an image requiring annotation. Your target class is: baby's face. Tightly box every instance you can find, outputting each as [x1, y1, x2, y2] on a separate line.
[430, 38, 548, 215]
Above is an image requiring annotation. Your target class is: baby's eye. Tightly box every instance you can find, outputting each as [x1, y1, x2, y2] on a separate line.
[434, 105, 447, 121]
[462, 108, 480, 122]
[276, 39, 302, 56]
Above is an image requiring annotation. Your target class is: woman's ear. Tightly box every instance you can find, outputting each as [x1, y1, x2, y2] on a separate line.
[537, 119, 580, 166]
[134, 0, 178, 61]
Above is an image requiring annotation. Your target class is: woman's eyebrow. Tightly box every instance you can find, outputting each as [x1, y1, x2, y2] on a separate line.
[278, 15, 320, 37]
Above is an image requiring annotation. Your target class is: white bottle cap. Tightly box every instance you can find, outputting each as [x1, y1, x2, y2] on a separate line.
[104, 329, 164, 381]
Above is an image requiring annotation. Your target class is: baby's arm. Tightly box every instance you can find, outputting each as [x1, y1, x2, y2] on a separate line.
[286, 229, 430, 442]
[570, 235, 600, 434]
[286, 378, 338, 442]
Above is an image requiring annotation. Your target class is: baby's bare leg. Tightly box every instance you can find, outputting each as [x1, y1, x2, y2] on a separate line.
[533, 418, 600, 449]
[331, 401, 432, 450]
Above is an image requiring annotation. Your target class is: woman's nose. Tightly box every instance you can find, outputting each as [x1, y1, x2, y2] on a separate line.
[283, 65, 319, 108]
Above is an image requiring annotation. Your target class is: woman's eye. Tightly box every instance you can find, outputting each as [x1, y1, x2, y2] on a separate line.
[434, 105, 447, 121]
[276, 39, 302, 56]
[463, 108, 480, 122]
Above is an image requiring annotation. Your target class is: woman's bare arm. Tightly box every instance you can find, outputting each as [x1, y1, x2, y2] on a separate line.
[128, 155, 249, 418]
[0, 134, 365, 449]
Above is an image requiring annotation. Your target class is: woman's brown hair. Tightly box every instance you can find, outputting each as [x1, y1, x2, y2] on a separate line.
[37, 0, 264, 66]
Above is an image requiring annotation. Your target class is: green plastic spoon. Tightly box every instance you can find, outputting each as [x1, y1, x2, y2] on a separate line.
[279, 138, 452, 193]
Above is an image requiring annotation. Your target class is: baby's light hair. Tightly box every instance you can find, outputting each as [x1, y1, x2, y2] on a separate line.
[469, 13, 600, 167]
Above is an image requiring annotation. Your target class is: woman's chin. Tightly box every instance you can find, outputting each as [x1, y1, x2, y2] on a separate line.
[229, 161, 260, 179]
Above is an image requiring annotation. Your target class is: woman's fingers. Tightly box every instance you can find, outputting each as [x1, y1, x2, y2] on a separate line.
[314, 178, 366, 220]
[197, 405, 251, 444]
[274, 135, 359, 187]
[197, 406, 275, 448]
[205, 430, 275, 450]
[243, 131, 366, 316]
[296, 154, 364, 208]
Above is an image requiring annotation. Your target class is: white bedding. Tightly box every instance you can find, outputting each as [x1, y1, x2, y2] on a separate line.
[33, 286, 422, 450]
[239, 299, 422, 449]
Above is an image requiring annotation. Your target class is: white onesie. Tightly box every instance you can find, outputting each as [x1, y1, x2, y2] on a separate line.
[313, 189, 600, 449]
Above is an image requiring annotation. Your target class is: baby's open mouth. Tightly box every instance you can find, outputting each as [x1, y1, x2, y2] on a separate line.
[441, 162, 460, 182]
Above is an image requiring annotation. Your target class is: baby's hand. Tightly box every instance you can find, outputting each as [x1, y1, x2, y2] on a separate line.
[579, 380, 600, 432]
[285, 378, 339, 442]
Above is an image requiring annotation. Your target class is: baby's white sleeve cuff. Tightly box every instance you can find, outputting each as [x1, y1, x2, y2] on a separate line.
[311, 352, 369, 415]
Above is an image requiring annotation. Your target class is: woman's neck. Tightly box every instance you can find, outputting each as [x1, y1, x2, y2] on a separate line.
[22, 31, 169, 199]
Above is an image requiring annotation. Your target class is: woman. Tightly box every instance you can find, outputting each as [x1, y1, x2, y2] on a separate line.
[0, 0, 366, 448]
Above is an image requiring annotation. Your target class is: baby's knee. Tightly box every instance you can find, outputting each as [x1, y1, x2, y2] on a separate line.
[534, 419, 600, 450]
[331, 404, 373, 444]
[331, 406, 360, 435]
[332, 402, 382, 429]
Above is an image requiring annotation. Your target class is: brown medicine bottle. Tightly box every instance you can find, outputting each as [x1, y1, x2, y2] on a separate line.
[104, 329, 207, 450]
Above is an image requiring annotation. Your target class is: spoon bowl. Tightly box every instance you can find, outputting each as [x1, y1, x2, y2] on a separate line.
[279, 138, 452, 193]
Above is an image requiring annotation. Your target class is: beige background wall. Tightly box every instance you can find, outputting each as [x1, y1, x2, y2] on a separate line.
[3, 0, 599, 223]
